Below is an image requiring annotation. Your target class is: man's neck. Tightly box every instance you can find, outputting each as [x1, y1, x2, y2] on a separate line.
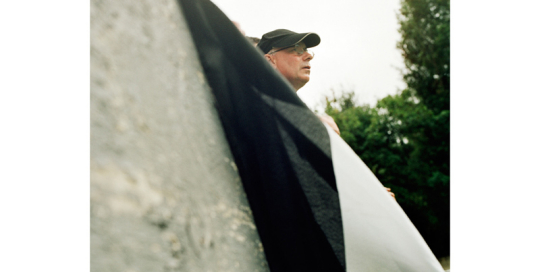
[293, 82, 305, 91]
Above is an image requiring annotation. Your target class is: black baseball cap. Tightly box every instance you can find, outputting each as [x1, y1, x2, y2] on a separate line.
[257, 29, 321, 54]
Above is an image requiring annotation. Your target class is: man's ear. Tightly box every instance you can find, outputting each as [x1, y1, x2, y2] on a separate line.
[264, 54, 277, 68]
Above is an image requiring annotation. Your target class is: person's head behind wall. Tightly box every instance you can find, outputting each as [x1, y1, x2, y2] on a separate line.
[257, 29, 320, 91]
[246, 36, 260, 47]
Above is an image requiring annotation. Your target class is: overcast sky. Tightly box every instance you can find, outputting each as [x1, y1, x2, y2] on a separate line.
[210, 0, 407, 111]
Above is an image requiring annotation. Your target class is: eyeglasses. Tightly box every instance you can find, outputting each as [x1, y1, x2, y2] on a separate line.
[269, 44, 314, 58]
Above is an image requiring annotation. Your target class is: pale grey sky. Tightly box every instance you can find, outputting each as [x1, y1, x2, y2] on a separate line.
[210, 0, 407, 111]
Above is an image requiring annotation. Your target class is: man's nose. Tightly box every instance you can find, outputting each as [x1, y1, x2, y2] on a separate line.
[304, 51, 314, 61]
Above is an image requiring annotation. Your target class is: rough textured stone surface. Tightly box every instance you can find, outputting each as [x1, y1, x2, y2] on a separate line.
[90, 0, 269, 271]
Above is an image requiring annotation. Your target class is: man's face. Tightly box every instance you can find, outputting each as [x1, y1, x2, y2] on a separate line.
[265, 42, 314, 91]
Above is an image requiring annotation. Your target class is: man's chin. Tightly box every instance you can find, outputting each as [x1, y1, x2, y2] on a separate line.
[299, 75, 310, 84]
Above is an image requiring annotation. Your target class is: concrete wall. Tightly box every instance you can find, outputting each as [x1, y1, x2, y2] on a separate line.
[90, 0, 268, 271]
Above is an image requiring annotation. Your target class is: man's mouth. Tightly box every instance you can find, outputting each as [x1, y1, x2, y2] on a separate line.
[302, 66, 311, 70]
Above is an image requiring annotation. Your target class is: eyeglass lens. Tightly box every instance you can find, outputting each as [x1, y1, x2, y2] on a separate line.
[293, 44, 314, 57]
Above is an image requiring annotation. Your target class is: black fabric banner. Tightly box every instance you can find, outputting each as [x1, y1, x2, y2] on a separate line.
[176, 0, 345, 271]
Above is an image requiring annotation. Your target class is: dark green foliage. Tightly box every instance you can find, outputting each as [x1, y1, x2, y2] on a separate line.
[398, 0, 450, 114]
[324, 0, 449, 258]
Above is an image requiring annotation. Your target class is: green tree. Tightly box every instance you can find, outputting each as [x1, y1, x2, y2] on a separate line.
[324, 0, 450, 258]
[396, 0, 450, 257]
[398, 0, 450, 114]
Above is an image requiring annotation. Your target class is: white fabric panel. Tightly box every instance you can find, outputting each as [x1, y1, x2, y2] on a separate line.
[324, 124, 444, 272]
